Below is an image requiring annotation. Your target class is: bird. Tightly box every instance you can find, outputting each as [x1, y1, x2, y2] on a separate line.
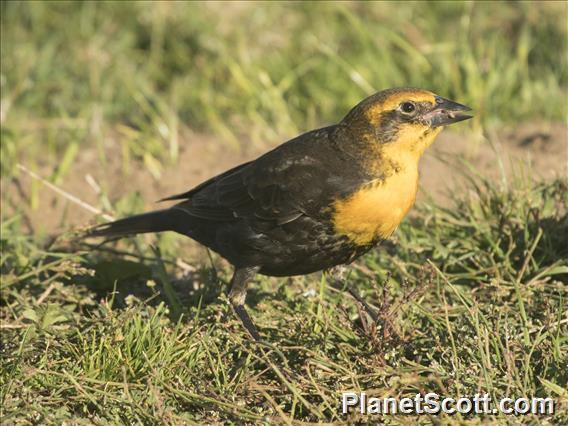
[87, 87, 472, 340]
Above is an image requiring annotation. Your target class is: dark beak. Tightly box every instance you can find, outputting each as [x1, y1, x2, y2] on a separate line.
[425, 96, 473, 127]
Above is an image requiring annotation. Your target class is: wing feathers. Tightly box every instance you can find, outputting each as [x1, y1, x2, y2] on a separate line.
[159, 127, 340, 225]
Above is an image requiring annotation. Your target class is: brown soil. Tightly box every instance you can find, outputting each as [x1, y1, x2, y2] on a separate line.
[420, 122, 568, 204]
[4, 122, 567, 242]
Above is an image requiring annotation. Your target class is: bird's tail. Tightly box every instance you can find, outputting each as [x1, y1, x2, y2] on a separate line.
[86, 209, 177, 238]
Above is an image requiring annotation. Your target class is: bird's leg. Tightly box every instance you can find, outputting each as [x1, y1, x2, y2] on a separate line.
[228, 266, 261, 341]
[331, 265, 379, 323]
[346, 286, 380, 324]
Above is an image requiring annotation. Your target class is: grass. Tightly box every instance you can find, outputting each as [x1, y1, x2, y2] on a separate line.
[2, 2, 567, 176]
[1, 173, 566, 423]
[1, 1, 567, 424]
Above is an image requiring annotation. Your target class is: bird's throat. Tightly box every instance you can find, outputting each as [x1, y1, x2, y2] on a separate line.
[332, 127, 442, 246]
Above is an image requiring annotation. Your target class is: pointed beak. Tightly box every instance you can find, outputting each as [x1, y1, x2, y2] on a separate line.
[424, 96, 473, 127]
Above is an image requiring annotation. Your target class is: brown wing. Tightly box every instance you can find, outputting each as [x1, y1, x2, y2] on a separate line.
[164, 126, 356, 226]
[171, 155, 318, 225]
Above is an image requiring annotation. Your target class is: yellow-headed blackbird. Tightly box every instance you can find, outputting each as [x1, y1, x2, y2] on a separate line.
[88, 87, 472, 340]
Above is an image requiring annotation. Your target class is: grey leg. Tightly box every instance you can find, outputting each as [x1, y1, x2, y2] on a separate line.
[331, 265, 379, 323]
[229, 266, 261, 341]
[346, 286, 380, 323]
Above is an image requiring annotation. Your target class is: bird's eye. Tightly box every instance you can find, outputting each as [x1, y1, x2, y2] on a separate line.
[400, 102, 416, 114]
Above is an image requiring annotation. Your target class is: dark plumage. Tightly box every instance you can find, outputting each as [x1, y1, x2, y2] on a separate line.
[88, 87, 472, 340]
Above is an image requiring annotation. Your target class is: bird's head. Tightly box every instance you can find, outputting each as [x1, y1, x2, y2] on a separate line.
[341, 87, 472, 157]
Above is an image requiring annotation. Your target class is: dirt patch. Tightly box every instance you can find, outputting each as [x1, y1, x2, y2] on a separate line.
[419, 122, 567, 204]
[4, 132, 262, 236]
[3, 122, 567, 241]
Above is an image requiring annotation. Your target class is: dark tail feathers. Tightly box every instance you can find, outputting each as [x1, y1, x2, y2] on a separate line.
[86, 209, 175, 238]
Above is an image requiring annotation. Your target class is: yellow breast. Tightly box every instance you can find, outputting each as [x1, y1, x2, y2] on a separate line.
[331, 123, 443, 246]
[332, 162, 419, 246]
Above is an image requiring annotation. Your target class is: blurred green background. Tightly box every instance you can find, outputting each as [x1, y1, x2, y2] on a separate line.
[1, 1, 567, 177]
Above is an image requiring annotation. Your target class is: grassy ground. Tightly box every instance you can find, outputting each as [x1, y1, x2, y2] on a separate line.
[1, 1, 567, 424]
